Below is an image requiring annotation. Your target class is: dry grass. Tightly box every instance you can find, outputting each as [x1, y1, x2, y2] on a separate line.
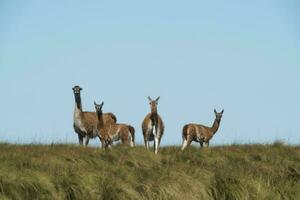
[0, 143, 299, 200]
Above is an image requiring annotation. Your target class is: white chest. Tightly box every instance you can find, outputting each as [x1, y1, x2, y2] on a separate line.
[73, 107, 87, 133]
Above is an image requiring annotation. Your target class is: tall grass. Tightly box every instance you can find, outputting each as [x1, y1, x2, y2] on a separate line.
[0, 143, 299, 199]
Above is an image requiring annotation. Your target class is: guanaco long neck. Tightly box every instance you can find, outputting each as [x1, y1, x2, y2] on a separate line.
[96, 110, 105, 128]
[150, 109, 158, 127]
[210, 118, 221, 134]
[74, 93, 82, 111]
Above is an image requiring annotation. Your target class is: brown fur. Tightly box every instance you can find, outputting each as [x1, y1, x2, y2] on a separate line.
[74, 111, 116, 135]
[142, 113, 165, 140]
[95, 102, 134, 148]
[142, 96, 164, 154]
[97, 124, 134, 148]
[72, 86, 117, 146]
[181, 109, 223, 150]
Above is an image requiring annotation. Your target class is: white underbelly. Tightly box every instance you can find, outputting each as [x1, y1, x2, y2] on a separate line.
[196, 133, 204, 142]
[110, 133, 120, 141]
[148, 122, 160, 138]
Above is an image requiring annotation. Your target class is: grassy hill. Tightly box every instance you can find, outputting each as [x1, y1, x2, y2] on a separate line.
[0, 143, 299, 200]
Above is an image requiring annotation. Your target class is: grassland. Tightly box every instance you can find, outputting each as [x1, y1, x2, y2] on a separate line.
[0, 143, 299, 200]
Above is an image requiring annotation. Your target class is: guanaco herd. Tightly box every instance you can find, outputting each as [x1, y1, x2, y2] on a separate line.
[73, 86, 224, 154]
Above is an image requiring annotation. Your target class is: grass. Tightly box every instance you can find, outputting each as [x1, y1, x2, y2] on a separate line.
[0, 143, 299, 200]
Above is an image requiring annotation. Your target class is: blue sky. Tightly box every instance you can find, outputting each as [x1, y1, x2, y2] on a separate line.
[0, 0, 299, 146]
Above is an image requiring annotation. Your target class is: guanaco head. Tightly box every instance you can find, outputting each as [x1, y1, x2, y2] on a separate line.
[72, 85, 82, 94]
[94, 101, 104, 115]
[72, 86, 82, 109]
[148, 96, 160, 113]
[214, 109, 224, 122]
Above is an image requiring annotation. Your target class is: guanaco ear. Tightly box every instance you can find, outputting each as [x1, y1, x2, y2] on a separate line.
[148, 96, 152, 101]
[155, 96, 160, 102]
[214, 109, 217, 114]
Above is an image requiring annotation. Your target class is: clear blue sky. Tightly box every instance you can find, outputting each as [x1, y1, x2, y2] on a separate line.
[0, 0, 299, 146]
